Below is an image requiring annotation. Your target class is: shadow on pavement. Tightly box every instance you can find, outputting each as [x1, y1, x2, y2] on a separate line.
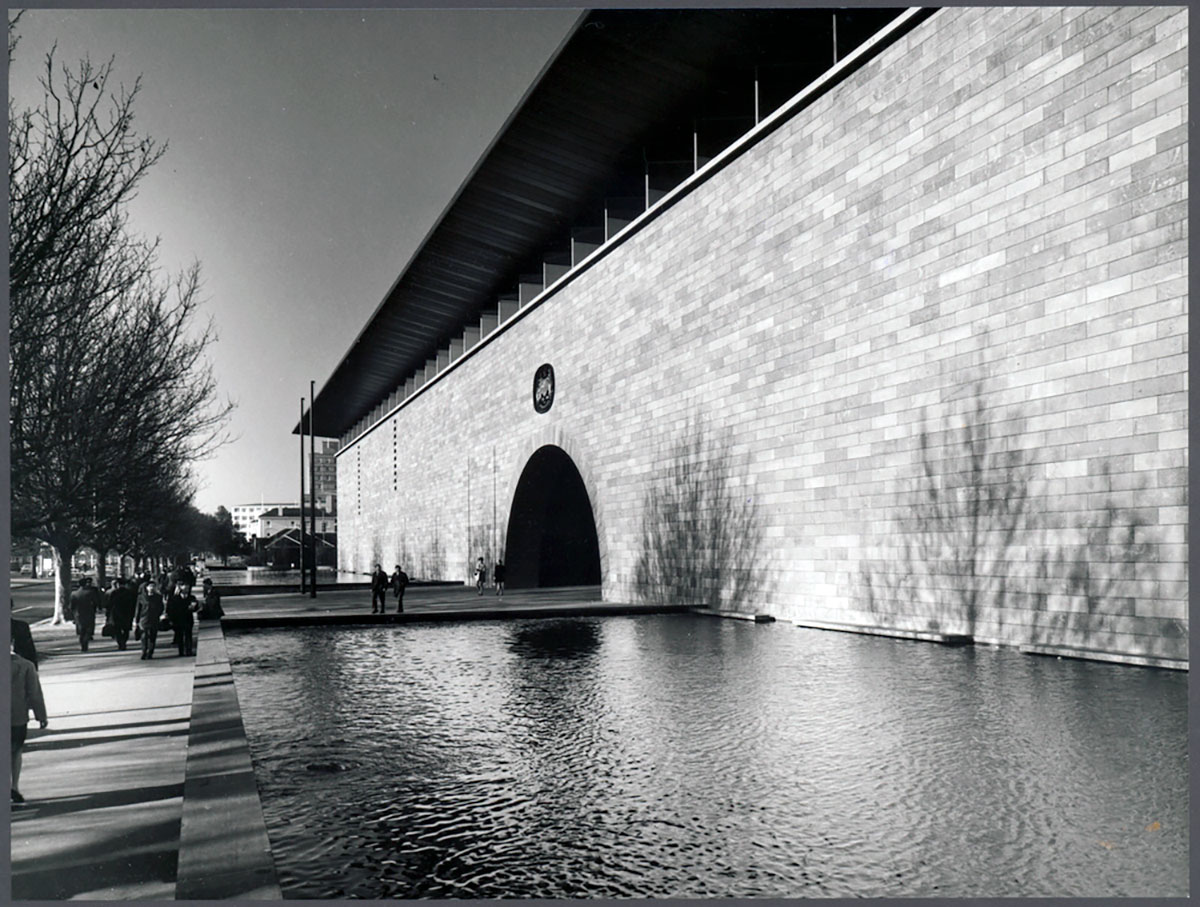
[11, 816, 181, 900]
[25, 726, 191, 752]
[11, 782, 185, 820]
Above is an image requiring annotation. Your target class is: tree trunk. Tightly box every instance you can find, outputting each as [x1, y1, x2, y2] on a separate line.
[52, 544, 75, 625]
[94, 544, 109, 589]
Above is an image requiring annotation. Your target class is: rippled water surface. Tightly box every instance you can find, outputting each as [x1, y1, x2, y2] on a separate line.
[225, 616, 1187, 899]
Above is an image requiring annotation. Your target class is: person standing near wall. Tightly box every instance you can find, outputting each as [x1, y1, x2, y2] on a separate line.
[493, 560, 506, 599]
[475, 557, 487, 596]
[370, 564, 389, 614]
[11, 643, 47, 804]
[391, 565, 409, 613]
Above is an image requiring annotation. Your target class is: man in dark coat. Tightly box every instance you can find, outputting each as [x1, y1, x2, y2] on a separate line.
[198, 578, 224, 620]
[179, 563, 197, 589]
[370, 564, 389, 614]
[135, 580, 165, 660]
[10, 615, 38, 667]
[69, 577, 101, 652]
[390, 565, 409, 613]
[105, 579, 137, 651]
[166, 585, 198, 657]
[493, 560, 506, 599]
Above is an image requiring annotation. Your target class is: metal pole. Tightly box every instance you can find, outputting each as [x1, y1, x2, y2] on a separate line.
[832, 13, 838, 65]
[754, 65, 760, 125]
[299, 397, 307, 593]
[467, 458, 471, 583]
[492, 446, 497, 563]
[310, 380, 317, 598]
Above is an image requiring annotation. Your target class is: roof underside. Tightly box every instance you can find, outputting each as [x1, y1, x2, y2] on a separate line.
[302, 8, 913, 439]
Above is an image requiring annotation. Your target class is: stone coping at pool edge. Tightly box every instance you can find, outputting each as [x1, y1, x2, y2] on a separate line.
[791, 617, 1186, 670]
[221, 601, 694, 629]
[175, 621, 282, 900]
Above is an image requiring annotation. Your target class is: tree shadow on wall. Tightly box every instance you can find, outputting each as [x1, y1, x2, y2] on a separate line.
[859, 379, 1183, 655]
[397, 532, 412, 576]
[634, 414, 768, 611]
[420, 521, 444, 581]
[860, 381, 1033, 638]
[468, 523, 499, 579]
[1029, 463, 1187, 656]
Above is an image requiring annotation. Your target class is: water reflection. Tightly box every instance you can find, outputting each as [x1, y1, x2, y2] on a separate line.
[225, 616, 1187, 899]
[506, 617, 601, 660]
[205, 568, 359, 586]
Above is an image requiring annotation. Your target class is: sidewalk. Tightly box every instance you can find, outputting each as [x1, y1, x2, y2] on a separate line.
[10, 619, 197, 899]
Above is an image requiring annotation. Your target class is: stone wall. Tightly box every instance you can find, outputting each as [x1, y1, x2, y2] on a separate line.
[339, 7, 1188, 663]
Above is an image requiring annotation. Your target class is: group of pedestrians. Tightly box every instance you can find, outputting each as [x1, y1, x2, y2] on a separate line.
[64, 565, 225, 660]
[370, 564, 409, 613]
[368, 556, 509, 612]
[11, 564, 227, 807]
[475, 557, 506, 597]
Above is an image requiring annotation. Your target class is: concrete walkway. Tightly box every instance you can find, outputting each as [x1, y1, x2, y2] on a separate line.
[10, 621, 197, 900]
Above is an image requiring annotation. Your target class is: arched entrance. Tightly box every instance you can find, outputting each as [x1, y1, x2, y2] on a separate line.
[505, 445, 602, 589]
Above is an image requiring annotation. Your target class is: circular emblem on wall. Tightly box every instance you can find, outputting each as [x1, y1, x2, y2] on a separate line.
[533, 363, 555, 414]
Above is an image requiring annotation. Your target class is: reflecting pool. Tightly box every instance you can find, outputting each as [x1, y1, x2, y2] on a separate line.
[206, 568, 360, 586]
[225, 615, 1187, 899]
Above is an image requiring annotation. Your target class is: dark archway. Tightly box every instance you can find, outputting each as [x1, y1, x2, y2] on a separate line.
[505, 445, 601, 589]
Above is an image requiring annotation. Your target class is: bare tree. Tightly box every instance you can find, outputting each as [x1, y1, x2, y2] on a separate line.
[10, 36, 231, 621]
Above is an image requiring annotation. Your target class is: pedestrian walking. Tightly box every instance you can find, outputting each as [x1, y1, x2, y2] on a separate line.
[493, 559, 506, 598]
[167, 585, 199, 657]
[475, 557, 487, 595]
[135, 580, 165, 660]
[390, 565, 409, 613]
[105, 578, 137, 651]
[69, 577, 101, 652]
[10, 614, 38, 667]
[11, 644, 47, 805]
[370, 564, 389, 613]
[172, 562, 196, 592]
[198, 578, 225, 620]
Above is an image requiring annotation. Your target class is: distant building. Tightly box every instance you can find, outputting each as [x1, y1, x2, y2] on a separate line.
[258, 527, 338, 568]
[256, 507, 337, 539]
[232, 502, 293, 540]
[309, 440, 339, 513]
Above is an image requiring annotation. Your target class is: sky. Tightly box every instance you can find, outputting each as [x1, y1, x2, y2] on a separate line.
[8, 7, 582, 515]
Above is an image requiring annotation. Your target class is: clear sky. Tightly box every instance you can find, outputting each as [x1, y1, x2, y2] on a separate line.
[9, 7, 581, 515]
